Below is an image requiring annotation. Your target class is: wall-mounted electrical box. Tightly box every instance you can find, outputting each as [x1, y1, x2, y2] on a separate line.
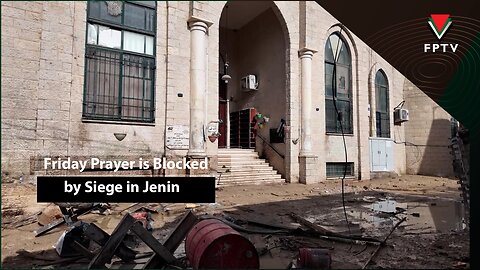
[241, 75, 258, 91]
[393, 108, 409, 124]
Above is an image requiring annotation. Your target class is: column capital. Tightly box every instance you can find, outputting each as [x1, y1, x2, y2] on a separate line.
[188, 16, 214, 32]
[298, 47, 317, 58]
[299, 153, 318, 158]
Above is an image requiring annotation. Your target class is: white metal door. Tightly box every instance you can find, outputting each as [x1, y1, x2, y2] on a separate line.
[370, 138, 393, 172]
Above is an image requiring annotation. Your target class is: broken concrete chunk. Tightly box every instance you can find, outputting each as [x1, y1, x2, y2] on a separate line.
[37, 204, 63, 226]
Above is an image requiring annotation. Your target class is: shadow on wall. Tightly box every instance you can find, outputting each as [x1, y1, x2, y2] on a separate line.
[406, 119, 454, 178]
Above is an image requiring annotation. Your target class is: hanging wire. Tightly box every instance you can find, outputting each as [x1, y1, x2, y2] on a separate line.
[331, 25, 352, 241]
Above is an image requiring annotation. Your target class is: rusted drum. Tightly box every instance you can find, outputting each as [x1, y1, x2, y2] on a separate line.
[297, 248, 331, 269]
[186, 219, 259, 269]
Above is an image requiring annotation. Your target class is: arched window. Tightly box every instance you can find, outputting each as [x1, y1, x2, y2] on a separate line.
[325, 33, 352, 134]
[375, 70, 390, 137]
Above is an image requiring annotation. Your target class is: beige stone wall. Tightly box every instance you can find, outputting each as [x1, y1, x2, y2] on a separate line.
[2, 2, 43, 177]
[305, 4, 408, 180]
[1, 1, 450, 182]
[403, 80, 454, 177]
[1, 1, 167, 180]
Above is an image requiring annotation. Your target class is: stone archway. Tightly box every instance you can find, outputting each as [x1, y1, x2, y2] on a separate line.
[217, 1, 291, 178]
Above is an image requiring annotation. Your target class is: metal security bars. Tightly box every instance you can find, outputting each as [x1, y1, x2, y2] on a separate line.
[83, 47, 155, 121]
[326, 162, 354, 178]
[83, 1, 156, 123]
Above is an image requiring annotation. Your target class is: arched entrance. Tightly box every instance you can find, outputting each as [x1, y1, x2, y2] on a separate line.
[217, 1, 289, 177]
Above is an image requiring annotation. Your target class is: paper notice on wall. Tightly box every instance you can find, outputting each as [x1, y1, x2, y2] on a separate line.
[166, 125, 189, 149]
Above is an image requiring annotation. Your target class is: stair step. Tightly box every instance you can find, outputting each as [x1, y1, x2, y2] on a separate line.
[218, 160, 268, 166]
[218, 153, 258, 157]
[218, 178, 285, 186]
[218, 167, 275, 173]
[218, 149, 255, 153]
[216, 148, 285, 185]
[219, 174, 282, 180]
[218, 156, 260, 160]
[219, 171, 279, 177]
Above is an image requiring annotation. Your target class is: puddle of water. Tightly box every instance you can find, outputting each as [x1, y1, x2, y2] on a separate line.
[347, 199, 466, 233]
[404, 200, 467, 233]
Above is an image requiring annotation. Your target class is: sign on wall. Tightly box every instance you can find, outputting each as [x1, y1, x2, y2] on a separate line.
[166, 125, 189, 149]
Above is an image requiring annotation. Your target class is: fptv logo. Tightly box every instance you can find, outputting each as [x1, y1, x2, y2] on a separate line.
[423, 14, 458, 53]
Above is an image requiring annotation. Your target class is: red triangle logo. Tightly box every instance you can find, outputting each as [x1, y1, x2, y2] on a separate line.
[430, 14, 450, 31]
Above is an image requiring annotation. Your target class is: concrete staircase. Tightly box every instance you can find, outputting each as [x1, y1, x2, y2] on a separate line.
[216, 148, 285, 186]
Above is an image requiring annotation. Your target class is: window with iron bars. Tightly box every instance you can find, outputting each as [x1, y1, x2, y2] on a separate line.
[83, 1, 156, 123]
[375, 70, 390, 138]
[325, 33, 353, 134]
[326, 162, 354, 178]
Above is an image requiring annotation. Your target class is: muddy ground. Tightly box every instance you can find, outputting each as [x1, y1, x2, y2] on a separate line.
[1, 175, 470, 269]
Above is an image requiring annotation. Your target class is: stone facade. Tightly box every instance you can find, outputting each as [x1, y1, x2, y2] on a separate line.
[1, 1, 453, 183]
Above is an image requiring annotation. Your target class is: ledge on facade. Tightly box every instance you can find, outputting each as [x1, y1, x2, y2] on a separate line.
[81, 118, 156, 127]
[326, 132, 355, 137]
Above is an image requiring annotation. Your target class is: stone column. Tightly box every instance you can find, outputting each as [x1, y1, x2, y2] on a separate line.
[187, 18, 212, 158]
[298, 48, 319, 184]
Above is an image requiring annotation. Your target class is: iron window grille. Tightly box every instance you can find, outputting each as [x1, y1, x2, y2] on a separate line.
[325, 33, 353, 134]
[326, 162, 354, 178]
[83, 1, 156, 123]
[375, 70, 390, 138]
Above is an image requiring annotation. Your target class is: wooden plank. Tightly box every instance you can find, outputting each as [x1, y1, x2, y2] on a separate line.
[88, 214, 136, 269]
[289, 212, 331, 234]
[130, 222, 177, 264]
[289, 212, 382, 244]
[143, 211, 198, 269]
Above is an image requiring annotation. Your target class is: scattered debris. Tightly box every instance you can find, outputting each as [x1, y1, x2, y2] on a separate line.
[131, 211, 153, 231]
[35, 203, 105, 237]
[362, 217, 407, 269]
[2, 212, 39, 229]
[296, 248, 331, 269]
[185, 203, 198, 209]
[37, 204, 63, 226]
[54, 222, 91, 257]
[289, 212, 381, 245]
[1, 176, 469, 269]
[2, 208, 24, 217]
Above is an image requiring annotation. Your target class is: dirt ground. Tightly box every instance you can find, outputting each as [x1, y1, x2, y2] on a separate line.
[1, 175, 470, 269]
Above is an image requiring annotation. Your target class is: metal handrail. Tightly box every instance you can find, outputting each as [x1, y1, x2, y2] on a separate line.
[257, 133, 285, 159]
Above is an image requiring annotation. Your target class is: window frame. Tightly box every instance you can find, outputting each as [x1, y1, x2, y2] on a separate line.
[325, 33, 353, 135]
[82, 1, 157, 124]
[326, 162, 355, 178]
[375, 69, 390, 138]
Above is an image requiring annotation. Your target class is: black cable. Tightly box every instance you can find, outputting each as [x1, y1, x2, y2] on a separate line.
[331, 26, 351, 237]
[393, 100, 405, 110]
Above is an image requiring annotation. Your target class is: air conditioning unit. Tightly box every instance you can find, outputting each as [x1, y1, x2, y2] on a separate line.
[241, 75, 258, 91]
[393, 108, 409, 124]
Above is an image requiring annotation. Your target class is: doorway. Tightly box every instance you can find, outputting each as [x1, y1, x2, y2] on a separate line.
[217, 1, 289, 176]
[218, 77, 228, 148]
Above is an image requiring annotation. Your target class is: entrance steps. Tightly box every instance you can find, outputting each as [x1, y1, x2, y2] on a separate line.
[216, 148, 285, 186]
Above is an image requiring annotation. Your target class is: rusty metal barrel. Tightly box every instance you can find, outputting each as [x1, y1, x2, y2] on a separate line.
[186, 219, 259, 269]
[297, 248, 332, 269]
